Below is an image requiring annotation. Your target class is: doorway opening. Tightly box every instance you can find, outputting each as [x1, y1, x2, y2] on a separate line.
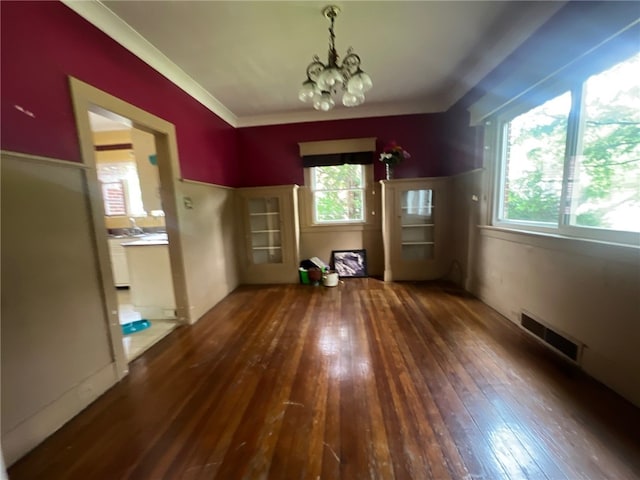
[70, 77, 189, 378]
[89, 109, 179, 361]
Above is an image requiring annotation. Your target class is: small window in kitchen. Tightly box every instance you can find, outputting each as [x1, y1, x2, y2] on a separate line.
[97, 162, 145, 216]
[101, 181, 127, 216]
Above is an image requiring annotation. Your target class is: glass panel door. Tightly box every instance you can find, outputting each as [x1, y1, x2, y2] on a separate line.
[248, 197, 282, 264]
[400, 189, 435, 261]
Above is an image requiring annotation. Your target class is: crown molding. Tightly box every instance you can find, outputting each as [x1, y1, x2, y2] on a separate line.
[61, 0, 238, 127]
[235, 100, 448, 128]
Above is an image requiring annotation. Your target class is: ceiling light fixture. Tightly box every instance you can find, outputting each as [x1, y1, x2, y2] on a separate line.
[298, 5, 372, 111]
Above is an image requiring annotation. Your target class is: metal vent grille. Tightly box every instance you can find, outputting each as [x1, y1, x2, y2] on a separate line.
[521, 312, 581, 362]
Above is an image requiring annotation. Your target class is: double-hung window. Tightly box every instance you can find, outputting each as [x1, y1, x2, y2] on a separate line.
[310, 164, 365, 223]
[299, 138, 376, 227]
[492, 51, 640, 244]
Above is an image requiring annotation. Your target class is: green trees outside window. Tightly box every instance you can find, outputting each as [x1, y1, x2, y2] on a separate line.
[498, 52, 639, 234]
[311, 164, 364, 223]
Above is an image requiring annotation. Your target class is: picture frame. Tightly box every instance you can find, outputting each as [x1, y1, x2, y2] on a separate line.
[330, 249, 368, 278]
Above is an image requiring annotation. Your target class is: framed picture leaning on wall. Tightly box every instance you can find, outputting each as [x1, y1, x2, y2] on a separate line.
[330, 249, 368, 278]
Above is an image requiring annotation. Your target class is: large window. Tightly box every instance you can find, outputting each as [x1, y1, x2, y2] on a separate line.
[494, 52, 640, 242]
[310, 164, 365, 223]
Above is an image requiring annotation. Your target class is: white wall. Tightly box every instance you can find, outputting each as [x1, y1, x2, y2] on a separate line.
[131, 128, 162, 214]
[0, 154, 241, 465]
[298, 180, 384, 277]
[448, 170, 483, 287]
[1, 154, 118, 465]
[452, 170, 640, 407]
[177, 181, 240, 322]
[299, 229, 384, 277]
[473, 229, 640, 406]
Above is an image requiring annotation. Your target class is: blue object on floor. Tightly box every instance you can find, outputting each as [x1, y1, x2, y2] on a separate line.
[121, 319, 151, 335]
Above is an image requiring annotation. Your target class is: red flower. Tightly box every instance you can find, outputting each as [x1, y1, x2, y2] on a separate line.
[380, 141, 411, 164]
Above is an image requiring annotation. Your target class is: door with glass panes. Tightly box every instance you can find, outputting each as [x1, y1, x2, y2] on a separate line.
[238, 185, 300, 284]
[382, 178, 450, 281]
[399, 188, 435, 263]
[247, 196, 283, 265]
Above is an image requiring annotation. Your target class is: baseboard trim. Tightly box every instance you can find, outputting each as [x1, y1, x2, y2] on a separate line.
[2, 362, 119, 466]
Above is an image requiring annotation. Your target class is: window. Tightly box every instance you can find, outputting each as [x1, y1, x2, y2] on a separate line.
[97, 162, 145, 216]
[499, 92, 570, 225]
[492, 52, 640, 242]
[569, 57, 640, 232]
[310, 164, 365, 223]
[101, 181, 127, 216]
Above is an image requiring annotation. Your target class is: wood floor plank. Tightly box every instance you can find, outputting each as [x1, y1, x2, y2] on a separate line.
[127, 287, 295, 479]
[369, 288, 462, 480]
[408, 290, 552, 480]
[354, 291, 395, 480]
[266, 290, 328, 480]
[338, 287, 370, 479]
[171, 289, 301, 479]
[466, 293, 637, 479]
[8, 280, 640, 480]
[320, 288, 344, 480]
[433, 292, 638, 480]
[388, 287, 512, 480]
[442, 312, 591, 480]
[366, 290, 436, 478]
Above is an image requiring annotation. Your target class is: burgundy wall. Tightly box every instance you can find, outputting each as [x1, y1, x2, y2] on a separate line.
[0, 1, 239, 186]
[237, 113, 446, 187]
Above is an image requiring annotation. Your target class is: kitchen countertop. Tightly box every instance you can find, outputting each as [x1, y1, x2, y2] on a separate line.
[120, 233, 168, 246]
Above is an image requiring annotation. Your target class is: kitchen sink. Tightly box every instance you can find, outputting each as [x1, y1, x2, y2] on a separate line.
[108, 232, 166, 240]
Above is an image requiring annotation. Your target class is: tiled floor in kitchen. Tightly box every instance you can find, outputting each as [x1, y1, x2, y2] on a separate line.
[117, 289, 179, 361]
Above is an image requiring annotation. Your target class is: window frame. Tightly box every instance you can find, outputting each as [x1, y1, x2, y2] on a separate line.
[97, 160, 146, 218]
[488, 53, 640, 246]
[309, 163, 366, 225]
[302, 164, 375, 229]
[101, 180, 128, 216]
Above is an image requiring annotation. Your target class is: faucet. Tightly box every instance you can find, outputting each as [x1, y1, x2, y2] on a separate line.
[129, 217, 144, 235]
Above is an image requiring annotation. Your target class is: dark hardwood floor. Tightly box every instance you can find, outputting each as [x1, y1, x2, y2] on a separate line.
[8, 279, 640, 479]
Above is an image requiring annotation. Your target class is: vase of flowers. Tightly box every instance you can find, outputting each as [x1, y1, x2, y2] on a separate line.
[379, 141, 411, 180]
[385, 163, 393, 180]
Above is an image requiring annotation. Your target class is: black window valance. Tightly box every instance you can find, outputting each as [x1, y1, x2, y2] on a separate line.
[302, 151, 373, 168]
[299, 137, 376, 168]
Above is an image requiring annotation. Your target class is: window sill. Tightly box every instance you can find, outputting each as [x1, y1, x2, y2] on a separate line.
[478, 225, 639, 263]
[300, 222, 380, 234]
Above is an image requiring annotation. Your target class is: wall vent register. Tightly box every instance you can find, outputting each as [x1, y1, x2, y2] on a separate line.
[521, 312, 582, 362]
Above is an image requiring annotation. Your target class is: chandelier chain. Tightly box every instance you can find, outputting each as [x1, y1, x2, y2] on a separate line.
[327, 8, 337, 67]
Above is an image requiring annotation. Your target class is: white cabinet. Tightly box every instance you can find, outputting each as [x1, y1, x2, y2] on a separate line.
[237, 185, 300, 284]
[381, 177, 451, 281]
[108, 237, 131, 287]
[123, 241, 175, 319]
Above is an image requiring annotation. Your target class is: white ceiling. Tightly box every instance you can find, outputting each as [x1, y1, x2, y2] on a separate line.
[67, 1, 565, 127]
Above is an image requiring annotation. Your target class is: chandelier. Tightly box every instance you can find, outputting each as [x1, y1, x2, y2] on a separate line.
[298, 5, 373, 111]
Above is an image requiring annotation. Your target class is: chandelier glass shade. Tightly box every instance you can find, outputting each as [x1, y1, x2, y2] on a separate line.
[298, 5, 372, 111]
